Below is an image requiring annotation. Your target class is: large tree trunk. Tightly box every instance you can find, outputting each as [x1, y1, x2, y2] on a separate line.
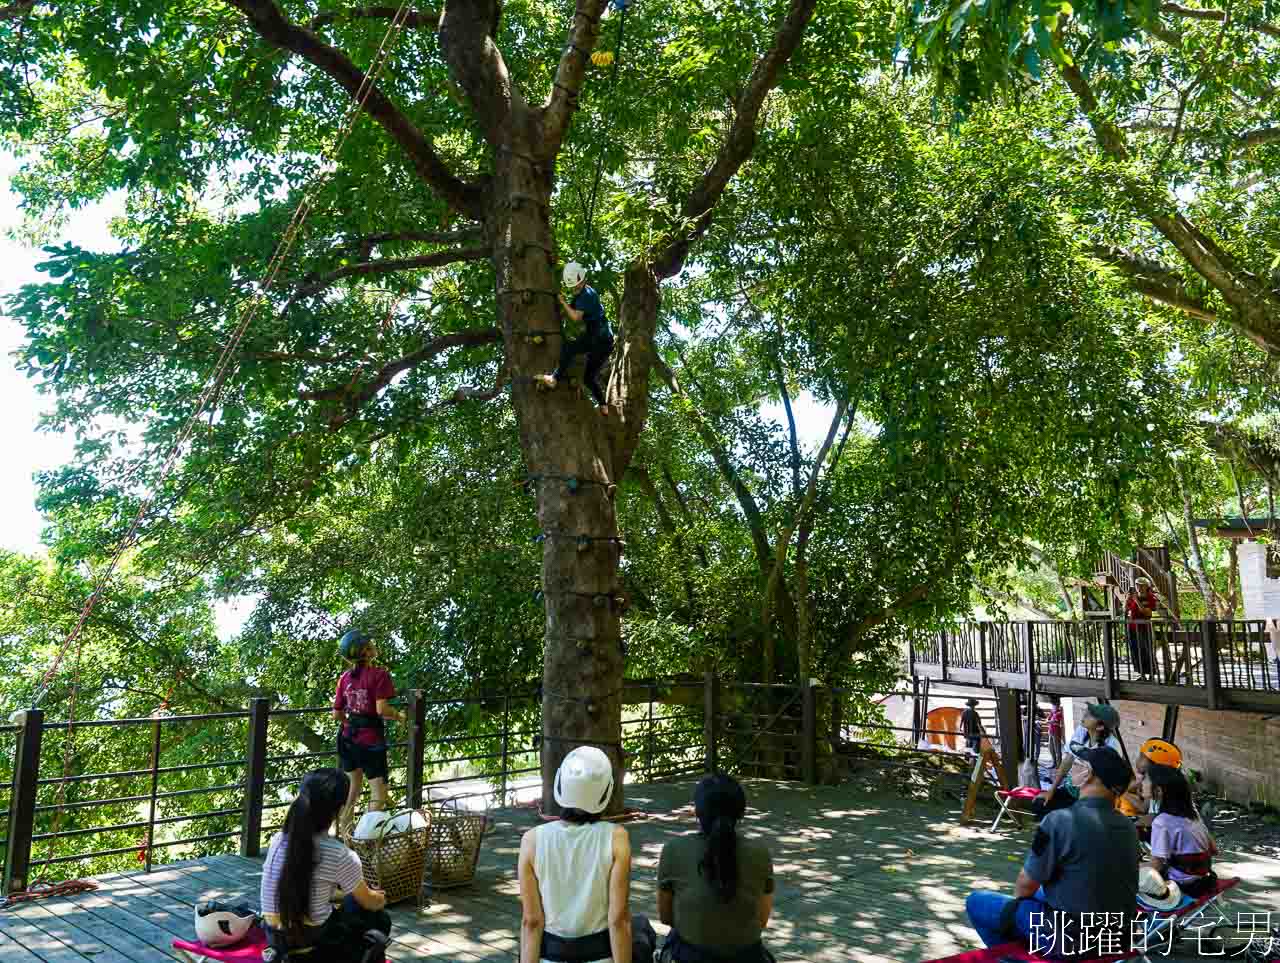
[487, 120, 626, 815]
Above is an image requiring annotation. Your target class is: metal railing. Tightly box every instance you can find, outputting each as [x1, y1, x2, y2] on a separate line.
[0, 680, 713, 893]
[910, 619, 1280, 710]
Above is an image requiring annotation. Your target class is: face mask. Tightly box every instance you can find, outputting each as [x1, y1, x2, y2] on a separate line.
[1070, 761, 1092, 788]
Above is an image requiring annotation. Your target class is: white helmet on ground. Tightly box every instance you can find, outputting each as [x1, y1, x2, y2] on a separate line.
[554, 745, 614, 814]
[194, 900, 258, 947]
[562, 262, 587, 288]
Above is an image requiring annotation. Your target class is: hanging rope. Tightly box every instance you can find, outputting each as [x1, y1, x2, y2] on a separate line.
[583, 1, 630, 243]
[22, 0, 417, 714]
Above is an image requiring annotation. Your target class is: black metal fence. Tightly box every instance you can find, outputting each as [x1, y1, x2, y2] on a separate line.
[1, 675, 1005, 893]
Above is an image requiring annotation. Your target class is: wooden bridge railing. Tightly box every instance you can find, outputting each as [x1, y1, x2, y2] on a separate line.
[910, 619, 1280, 712]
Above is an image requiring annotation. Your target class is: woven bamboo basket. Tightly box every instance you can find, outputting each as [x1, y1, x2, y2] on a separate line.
[426, 797, 487, 888]
[346, 808, 432, 908]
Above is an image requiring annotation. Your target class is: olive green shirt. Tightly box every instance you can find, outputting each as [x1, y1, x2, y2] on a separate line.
[657, 834, 774, 952]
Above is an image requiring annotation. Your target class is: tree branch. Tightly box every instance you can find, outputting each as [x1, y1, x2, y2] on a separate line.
[0, 0, 35, 19]
[300, 328, 500, 409]
[291, 245, 490, 303]
[542, 0, 610, 152]
[226, 0, 482, 218]
[348, 228, 483, 250]
[438, 0, 523, 147]
[308, 6, 440, 31]
[653, 0, 819, 278]
[1161, 2, 1280, 39]
[1087, 243, 1218, 320]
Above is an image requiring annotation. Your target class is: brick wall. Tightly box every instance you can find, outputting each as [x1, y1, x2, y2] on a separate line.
[1071, 698, 1280, 805]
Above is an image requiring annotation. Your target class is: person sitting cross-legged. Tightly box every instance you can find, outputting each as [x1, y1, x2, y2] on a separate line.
[1032, 702, 1123, 819]
[1146, 763, 1218, 899]
[657, 774, 775, 963]
[966, 746, 1139, 960]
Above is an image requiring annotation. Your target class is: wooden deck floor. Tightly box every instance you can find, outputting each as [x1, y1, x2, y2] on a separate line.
[3, 778, 1278, 962]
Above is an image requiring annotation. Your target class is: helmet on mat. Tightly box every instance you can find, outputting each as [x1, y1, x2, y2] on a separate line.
[562, 262, 587, 288]
[194, 900, 258, 947]
[554, 745, 614, 814]
[339, 629, 372, 660]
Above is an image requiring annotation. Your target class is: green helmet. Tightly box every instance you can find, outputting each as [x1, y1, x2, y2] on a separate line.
[339, 629, 372, 661]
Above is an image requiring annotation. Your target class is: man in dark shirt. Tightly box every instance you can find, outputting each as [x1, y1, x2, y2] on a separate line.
[966, 746, 1139, 959]
[960, 698, 983, 754]
[537, 261, 614, 415]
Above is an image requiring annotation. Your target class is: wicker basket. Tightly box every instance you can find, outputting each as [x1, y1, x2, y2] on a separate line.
[426, 798, 487, 888]
[346, 808, 432, 908]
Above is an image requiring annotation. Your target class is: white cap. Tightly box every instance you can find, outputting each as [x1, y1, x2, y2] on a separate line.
[562, 262, 587, 288]
[553, 745, 614, 814]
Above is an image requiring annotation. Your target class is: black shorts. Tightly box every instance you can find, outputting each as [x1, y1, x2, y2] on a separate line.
[337, 732, 388, 781]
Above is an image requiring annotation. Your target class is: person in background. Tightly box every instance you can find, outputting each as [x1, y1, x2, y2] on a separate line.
[960, 698, 983, 755]
[260, 769, 392, 962]
[1126, 578, 1160, 680]
[334, 629, 405, 837]
[657, 774, 775, 963]
[1032, 702, 1122, 819]
[518, 746, 654, 963]
[1146, 763, 1218, 898]
[1046, 696, 1065, 768]
[966, 746, 1138, 959]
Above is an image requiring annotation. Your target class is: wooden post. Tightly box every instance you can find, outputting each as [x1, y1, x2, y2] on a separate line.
[979, 622, 989, 687]
[1201, 620, 1222, 711]
[240, 698, 269, 858]
[801, 680, 817, 784]
[962, 745, 1011, 824]
[703, 671, 719, 773]
[144, 715, 163, 872]
[1161, 705, 1179, 744]
[646, 684, 656, 781]
[499, 693, 511, 808]
[994, 688, 1021, 790]
[910, 676, 921, 744]
[4, 709, 43, 894]
[405, 689, 426, 809]
[1024, 621, 1038, 692]
[940, 628, 950, 682]
[1101, 620, 1116, 699]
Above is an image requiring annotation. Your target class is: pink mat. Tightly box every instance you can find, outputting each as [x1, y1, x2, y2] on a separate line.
[924, 942, 1136, 962]
[996, 787, 1042, 801]
[172, 925, 267, 962]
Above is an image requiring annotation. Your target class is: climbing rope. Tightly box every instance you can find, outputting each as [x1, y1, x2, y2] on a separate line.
[583, 0, 630, 243]
[22, 0, 417, 714]
[0, 879, 98, 911]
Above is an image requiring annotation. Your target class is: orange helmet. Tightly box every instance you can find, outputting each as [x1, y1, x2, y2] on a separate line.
[1139, 738, 1182, 768]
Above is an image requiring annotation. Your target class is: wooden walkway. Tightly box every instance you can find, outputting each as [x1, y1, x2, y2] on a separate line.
[2, 779, 1276, 962]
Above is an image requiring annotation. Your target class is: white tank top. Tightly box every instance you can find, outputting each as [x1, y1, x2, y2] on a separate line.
[533, 820, 614, 962]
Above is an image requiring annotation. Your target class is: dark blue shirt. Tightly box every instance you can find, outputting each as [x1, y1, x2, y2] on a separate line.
[571, 285, 611, 340]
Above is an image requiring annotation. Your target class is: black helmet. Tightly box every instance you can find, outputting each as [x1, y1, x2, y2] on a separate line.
[339, 629, 372, 660]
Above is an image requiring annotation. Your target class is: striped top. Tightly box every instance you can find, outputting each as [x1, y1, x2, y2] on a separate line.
[260, 832, 363, 927]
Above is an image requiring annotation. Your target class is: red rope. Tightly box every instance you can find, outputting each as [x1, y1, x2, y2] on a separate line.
[0, 879, 98, 910]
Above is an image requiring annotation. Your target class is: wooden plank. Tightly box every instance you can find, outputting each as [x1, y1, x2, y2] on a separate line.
[45, 887, 186, 960]
[3, 900, 144, 963]
[0, 926, 50, 963]
[0, 909, 88, 963]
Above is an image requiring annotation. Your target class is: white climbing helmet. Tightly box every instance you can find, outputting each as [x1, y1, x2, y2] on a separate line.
[194, 900, 258, 948]
[554, 745, 614, 814]
[562, 261, 587, 288]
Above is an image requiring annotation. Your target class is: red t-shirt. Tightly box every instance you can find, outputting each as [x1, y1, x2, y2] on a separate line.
[1126, 590, 1159, 626]
[334, 666, 395, 747]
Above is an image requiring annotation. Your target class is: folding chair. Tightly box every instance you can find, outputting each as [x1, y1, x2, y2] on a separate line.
[173, 925, 268, 963]
[991, 786, 1041, 831]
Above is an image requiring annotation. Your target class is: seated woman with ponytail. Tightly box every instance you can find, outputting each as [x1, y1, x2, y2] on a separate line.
[657, 774, 775, 963]
[260, 769, 393, 962]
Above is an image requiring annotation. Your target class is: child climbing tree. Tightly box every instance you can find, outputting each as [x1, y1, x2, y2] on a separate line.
[3, 0, 822, 813]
